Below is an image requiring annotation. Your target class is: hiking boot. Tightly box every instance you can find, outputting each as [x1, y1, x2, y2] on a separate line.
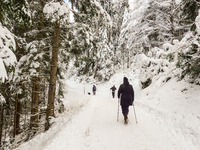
[124, 114, 128, 124]
[125, 118, 129, 124]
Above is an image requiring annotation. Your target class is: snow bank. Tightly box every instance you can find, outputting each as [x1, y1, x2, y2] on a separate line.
[136, 76, 200, 150]
[106, 67, 200, 150]
[14, 80, 91, 150]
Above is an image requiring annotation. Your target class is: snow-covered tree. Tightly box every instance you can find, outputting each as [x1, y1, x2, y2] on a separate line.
[0, 0, 29, 146]
[117, 0, 145, 68]
[66, 0, 113, 81]
[42, 1, 71, 130]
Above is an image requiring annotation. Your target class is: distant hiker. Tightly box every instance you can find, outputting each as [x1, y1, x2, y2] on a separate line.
[110, 85, 117, 98]
[118, 77, 134, 124]
[92, 85, 96, 95]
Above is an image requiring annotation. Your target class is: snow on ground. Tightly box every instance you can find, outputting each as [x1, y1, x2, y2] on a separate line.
[15, 69, 200, 150]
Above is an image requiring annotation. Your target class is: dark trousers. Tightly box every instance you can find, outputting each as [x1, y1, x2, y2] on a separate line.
[121, 106, 129, 115]
[93, 91, 96, 95]
[112, 92, 115, 98]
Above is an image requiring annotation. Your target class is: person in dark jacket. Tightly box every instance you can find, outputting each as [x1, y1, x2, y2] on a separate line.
[92, 85, 96, 95]
[110, 85, 117, 98]
[118, 77, 134, 124]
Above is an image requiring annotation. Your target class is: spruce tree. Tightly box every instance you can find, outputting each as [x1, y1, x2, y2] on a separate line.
[67, 0, 113, 81]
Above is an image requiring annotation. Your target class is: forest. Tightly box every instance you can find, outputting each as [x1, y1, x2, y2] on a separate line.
[0, 0, 200, 149]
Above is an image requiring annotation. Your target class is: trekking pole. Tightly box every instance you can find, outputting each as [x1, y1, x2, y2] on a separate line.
[133, 104, 138, 123]
[117, 98, 120, 121]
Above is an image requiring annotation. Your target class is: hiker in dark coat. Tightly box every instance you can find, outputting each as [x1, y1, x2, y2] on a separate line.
[118, 77, 134, 124]
[92, 85, 96, 95]
[110, 85, 117, 98]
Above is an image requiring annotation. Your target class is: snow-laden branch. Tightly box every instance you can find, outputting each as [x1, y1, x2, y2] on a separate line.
[92, 0, 112, 28]
[195, 10, 200, 34]
[43, 2, 70, 23]
[0, 23, 17, 83]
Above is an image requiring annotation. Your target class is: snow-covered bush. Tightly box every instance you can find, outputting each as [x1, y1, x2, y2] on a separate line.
[137, 8, 200, 87]
[138, 41, 180, 89]
[176, 33, 200, 84]
[174, 10, 200, 85]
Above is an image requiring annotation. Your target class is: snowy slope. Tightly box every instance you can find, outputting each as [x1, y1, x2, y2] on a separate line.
[15, 69, 200, 150]
[137, 77, 200, 150]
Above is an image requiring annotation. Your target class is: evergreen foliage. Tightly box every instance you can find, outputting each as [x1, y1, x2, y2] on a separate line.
[67, 0, 113, 81]
[181, 0, 200, 27]
[177, 38, 200, 84]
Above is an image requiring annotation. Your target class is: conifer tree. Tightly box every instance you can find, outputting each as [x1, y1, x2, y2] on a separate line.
[67, 0, 112, 81]
[0, 0, 29, 140]
[43, 0, 70, 130]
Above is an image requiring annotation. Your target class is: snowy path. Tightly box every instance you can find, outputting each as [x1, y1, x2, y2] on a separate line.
[15, 78, 197, 150]
[41, 95, 184, 150]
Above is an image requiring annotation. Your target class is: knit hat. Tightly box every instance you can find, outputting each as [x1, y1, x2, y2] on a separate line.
[123, 77, 129, 84]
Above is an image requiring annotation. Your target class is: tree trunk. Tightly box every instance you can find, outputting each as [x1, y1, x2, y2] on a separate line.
[93, 60, 98, 78]
[179, 28, 182, 41]
[0, 105, 4, 147]
[94, 17, 99, 77]
[30, 77, 39, 130]
[118, 26, 120, 37]
[30, 0, 44, 131]
[170, 13, 175, 38]
[96, 20, 99, 37]
[14, 94, 21, 136]
[84, 47, 90, 75]
[13, 95, 17, 137]
[127, 51, 130, 68]
[71, 0, 74, 10]
[16, 101, 21, 134]
[46, 20, 60, 131]
[108, 30, 111, 42]
[13, 46, 24, 137]
[13, 41, 24, 137]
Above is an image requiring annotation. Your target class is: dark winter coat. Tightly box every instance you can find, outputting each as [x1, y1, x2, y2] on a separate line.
[93, 85, 96, 91]
[118, 77, 134, 106]
[110, 86, 117, 92]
